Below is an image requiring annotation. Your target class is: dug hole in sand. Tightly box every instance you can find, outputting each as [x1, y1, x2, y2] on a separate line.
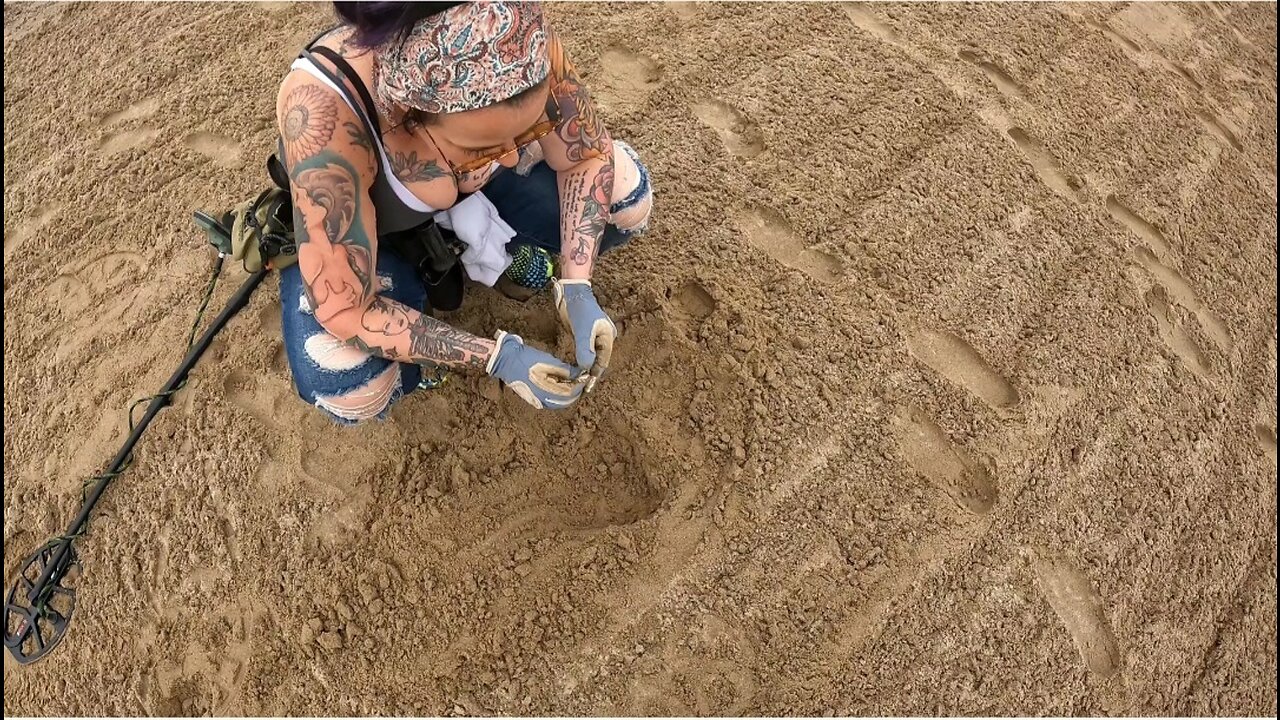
[3, 2, 1277, 715]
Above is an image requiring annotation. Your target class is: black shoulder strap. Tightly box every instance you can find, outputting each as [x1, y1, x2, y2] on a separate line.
[303, 25, 339, 52]
[298, 38, 472, 204]
[307, 46, 383, 139]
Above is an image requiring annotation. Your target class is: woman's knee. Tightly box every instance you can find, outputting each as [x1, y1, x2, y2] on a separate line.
[311, 362, 407, 425]
[609, 140, 653, 237]
[279, 266, 418, 425]
[288, 323, 414, 425]
[499, 138, 653, 253]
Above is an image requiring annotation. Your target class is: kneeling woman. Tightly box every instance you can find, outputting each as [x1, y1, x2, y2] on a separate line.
[276, 1, 653, 422]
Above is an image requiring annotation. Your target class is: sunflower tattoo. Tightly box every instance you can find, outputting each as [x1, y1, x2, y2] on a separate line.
[282, 85, 338, 162]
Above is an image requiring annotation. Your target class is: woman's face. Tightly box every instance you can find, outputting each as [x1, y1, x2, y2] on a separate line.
[427, 89, 550, 171]
[361, 300, 411, 336]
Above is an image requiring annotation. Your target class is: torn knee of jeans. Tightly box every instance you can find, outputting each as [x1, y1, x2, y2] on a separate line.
[313, 364, 402, 423]
[611, 187, 652, 234]
[304, 332, 373, 372]
[610, 141, 653, 234]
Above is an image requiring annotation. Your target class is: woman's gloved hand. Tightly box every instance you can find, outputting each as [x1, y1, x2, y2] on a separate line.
[552, 279, 617, 392]
[485, 331, 584, 409]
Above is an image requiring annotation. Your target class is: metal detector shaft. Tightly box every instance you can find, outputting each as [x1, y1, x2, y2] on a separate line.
[26, 266, 271, 603]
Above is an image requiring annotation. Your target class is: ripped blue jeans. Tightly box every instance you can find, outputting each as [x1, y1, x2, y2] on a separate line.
[278, 141, 653, 424]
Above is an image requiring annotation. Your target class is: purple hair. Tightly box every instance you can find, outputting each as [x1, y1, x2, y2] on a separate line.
[332, 1, 465, 48]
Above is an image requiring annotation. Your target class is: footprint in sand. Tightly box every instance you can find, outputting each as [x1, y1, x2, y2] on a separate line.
[1083, 14, 1207, 95]
[5, 202, 62, 261]
[559, 416, 666, 529]
[271, 344, 291, 376]
[223, 369, 315, 493]
[1195, 110, 1243, 152]
[49, 250, 146, 319]
[630, 632, 759, 716]
[49, 274, 92, 314]
[1139, 285, 1213, 379]
[891, 406, 997, 514]
[958, 51, 1027, 99]
[1006, 128, 1082, 201]
[1256, 424, 1277, 461]
[88, 252, 154, 327]
[1204, 3, 1261, 52]
[255, 304, 290, 374]
[80, 250, 146, 290]
[1105, 195, 1173, 258]
[222, 369, 288, 443]
[906, 329, 1021, 410]
[97, 96, 162, 157]
[98, 127, 161, 157]
[147, 527, 173, 616]
[671, 279, 717, 320]
[258, 302, 283, 337]
[222, 367, 371, 500]
[1030, 553, 1121, 678]
[842, 5, 903, 47]
[668, 2, 702, 22]
[1128, 247, 1232, 352]
[475, 416, 666, 549]
[102, 97, 161, 126]
[56, 406, 127, 495]
[596, 47, 661, 108]
[738, 207, 843, 284]
[183, 132, 244, 169]
[147, 603, 259, 716]
[692, 99, 764, 158]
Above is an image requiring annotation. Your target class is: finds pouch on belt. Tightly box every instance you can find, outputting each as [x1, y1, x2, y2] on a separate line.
[230, 184, 297, 272]
[197, 154, 299, 272]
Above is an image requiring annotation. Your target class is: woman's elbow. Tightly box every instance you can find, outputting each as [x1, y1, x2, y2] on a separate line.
[315, 305, 367, 343]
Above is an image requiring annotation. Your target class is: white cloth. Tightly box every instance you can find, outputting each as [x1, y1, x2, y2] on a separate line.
[433, 192, 515, 286]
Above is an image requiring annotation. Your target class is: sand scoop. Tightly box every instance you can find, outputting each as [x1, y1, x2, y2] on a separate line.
[3, 211, 278, 664]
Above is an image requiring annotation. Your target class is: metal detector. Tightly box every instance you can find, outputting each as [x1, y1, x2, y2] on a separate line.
[3, 212, 273, 664]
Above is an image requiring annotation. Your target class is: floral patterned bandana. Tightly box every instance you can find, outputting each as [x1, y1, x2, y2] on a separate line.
[374, 1, 551, 117]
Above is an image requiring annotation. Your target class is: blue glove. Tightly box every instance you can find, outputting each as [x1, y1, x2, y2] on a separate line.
[485, 331, 584, 409]
[552, 279, 617, 392]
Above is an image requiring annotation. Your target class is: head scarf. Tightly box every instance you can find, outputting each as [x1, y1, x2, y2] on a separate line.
[374, 1, 550, 118]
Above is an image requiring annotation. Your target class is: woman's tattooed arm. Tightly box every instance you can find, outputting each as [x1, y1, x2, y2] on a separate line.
[278, 76, 495, 371]
[558, 161, 614, 273]
[354, 297, 493, 370]
[540, 31, 614, 279]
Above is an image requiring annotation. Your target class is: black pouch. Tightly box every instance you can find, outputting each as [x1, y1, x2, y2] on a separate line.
[381, 221, 466, 312]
